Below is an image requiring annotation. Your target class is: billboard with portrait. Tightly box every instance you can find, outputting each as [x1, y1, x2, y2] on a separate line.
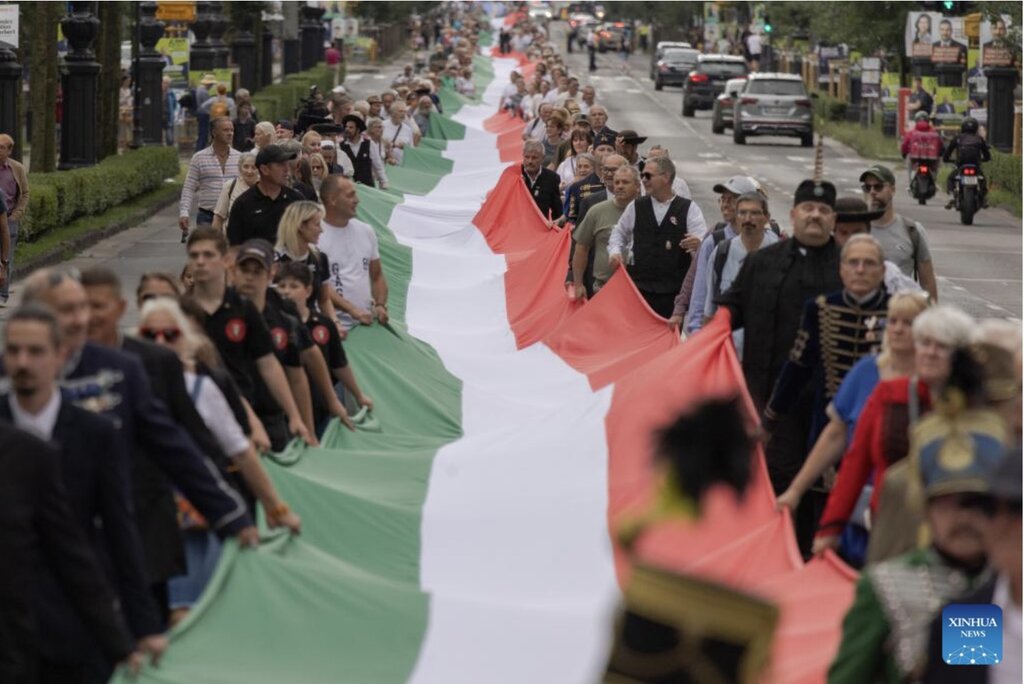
[980, 15, 1014, 67]
[905, 12, 967, 64]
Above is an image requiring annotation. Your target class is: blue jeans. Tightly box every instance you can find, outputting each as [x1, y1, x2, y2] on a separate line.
[1, 219, 17, 300]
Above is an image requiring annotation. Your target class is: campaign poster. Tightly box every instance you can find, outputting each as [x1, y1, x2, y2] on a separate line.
[907, 12, 939, 58]
[156, 37, 189, 84]
[980, 15, 1014, 67]
[930, 17, 967, 65]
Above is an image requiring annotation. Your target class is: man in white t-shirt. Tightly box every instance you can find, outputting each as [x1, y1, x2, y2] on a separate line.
[381, 102, 416, 165]
[316, 176, 390, 330]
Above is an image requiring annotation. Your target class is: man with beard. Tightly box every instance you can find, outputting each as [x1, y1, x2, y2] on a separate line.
[861, 164, 938, 302]
[718, 180, 843, 555]
[830, 386, 1008, 683]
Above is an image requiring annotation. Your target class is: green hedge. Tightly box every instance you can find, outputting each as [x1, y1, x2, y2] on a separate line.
[250, 63, 340, 124]
[22, 147, 180, 242]
[989, 149, 1021, 195]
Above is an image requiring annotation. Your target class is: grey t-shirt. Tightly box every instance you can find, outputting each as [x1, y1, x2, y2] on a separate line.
[870, 214, 932, 277]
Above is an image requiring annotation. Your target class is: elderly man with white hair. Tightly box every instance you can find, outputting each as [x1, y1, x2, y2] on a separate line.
[382, 102, 415, 165]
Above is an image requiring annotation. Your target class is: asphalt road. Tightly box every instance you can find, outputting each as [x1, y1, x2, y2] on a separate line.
[556, 24, 1021, 321]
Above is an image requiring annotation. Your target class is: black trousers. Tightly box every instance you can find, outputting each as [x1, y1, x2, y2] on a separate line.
[638, 290, 677, 319]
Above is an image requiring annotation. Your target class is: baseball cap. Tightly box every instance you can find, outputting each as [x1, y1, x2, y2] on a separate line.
[275, 119, 294, 131]
[859, 164, 896, 186]
[236, 239, 275, 271]
[594, 130, 617, 149]
[712, 175, 759, 196]
[255, 143, 298, 167]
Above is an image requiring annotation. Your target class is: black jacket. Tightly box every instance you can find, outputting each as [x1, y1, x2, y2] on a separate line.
[717, 237, 842, 408]
[0, 421, 134, 683]
[0, 394, 161, 664]
[60, 342, 251, 582]
[576, 188, 608, 226]
[522, 166, 563, 220]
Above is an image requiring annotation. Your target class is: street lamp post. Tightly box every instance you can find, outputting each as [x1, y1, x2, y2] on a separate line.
[208, 1, 229, 69]
[190, 2, 216, 73]
[133, 1, 166, 146]
[59, 1, 101, 169]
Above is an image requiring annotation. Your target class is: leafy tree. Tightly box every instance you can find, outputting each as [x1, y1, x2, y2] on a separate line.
[348, 1, 437, 24]
[27, 2, 59, 172]
[96, 1, 124, 161]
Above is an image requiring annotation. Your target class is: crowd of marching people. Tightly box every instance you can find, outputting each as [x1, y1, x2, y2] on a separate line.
[0, 4, 1020, 683]
[503, 11, 1020, 683]
[0, 6, 497, 683]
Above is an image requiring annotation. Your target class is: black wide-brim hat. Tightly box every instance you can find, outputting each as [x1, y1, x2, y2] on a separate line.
[341, 115, 367, 133]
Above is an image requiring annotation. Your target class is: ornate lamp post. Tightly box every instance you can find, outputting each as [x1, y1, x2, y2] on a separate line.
[133, 1, 166, 146]
[0, 40, 20, 157]
[59, 1, 101, 169]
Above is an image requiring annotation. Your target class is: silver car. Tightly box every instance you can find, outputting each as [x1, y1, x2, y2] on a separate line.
[732, 73, 814, 147]
[711, 77, 748, 134]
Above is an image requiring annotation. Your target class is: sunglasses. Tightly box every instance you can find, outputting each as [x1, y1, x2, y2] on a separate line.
[861, 182, 887, 192]
[139, 327, 183, 343]
[641, 172, 661, 180]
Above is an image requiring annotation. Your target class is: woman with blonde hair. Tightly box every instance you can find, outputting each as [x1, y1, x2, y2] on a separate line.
[308, 152, 328, 194]
[212, 152, 258, 233]
[138, 297, 300, 624]
[777, 291, 931, 514]
[273, 201, 340, 324]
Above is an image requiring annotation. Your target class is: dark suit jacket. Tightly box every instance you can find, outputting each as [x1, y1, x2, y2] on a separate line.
[61, 342, 251, 582]
[923, 578, 996, 684]
[0, 421, 134, 682]
[0, 394, 161, 663]
[523, 166, 564, 220]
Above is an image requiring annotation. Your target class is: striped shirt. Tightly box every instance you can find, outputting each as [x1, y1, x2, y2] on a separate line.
[179, 145, 242, 218]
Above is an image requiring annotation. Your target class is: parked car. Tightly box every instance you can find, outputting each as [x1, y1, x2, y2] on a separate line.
[732, 73, 814, 146]
[681, 54, 747, 117]
[649, 40, 692, 79]
[653, 48, 700, 90]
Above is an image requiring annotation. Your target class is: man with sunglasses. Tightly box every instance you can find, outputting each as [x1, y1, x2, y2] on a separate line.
[830, 398, 1007, 683]
[860, 164, 938, 302]
[608, 156, 706, 318]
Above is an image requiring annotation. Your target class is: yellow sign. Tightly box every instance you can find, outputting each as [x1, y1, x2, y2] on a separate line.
[157, 1, 196, 22]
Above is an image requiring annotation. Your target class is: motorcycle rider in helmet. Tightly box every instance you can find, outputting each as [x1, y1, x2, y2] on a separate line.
[943, 117, 991, 208]
[900, 111, 943, 188]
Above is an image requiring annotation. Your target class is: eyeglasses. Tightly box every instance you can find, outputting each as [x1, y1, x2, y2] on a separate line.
[735, 209, 765, 218]
[641, 171, 662, 181]
[861, 182, 887, 193]
[139, 327, 183, 343]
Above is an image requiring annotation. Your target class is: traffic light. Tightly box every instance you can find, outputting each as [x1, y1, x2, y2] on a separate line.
[764, 15, 773, 33]
[943, 1, 955, 10]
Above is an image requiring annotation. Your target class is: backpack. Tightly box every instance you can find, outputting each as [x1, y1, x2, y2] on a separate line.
[710, 239, 733, 301]
[209, 99, 229, 119]
[900, 216, 923, 281]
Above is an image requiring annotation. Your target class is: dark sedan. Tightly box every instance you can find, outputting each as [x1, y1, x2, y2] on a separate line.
[681, 55, 748, 117]
[654, 48, 700, 90]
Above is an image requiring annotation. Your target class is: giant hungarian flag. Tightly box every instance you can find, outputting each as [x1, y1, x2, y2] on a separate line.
[113, 35, 855, 684]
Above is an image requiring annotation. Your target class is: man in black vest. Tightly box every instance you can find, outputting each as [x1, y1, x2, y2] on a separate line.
[607, 156, 706, 317]
[717, 179, 842, 556]
[521, 139, 563, 222]
[340, 115, 388, 189]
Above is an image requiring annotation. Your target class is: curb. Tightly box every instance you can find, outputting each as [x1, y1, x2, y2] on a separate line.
[12, 190, 179, 281]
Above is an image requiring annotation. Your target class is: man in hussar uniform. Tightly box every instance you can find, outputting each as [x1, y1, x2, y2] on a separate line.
[829, 372, 1009, 683]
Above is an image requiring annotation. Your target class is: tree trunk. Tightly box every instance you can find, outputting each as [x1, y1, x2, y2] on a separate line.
[97, 1, 123, 161]
[29, 2, 59, 173]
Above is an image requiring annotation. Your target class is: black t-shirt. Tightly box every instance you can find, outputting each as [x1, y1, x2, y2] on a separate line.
[262, 289, 312, 369]
[304, 309, 349, 427]
[292, 181, 319, 202]
[226, 183, 305, 246]
[202, 287, 275, 411]
[275, 248, 330, 311]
